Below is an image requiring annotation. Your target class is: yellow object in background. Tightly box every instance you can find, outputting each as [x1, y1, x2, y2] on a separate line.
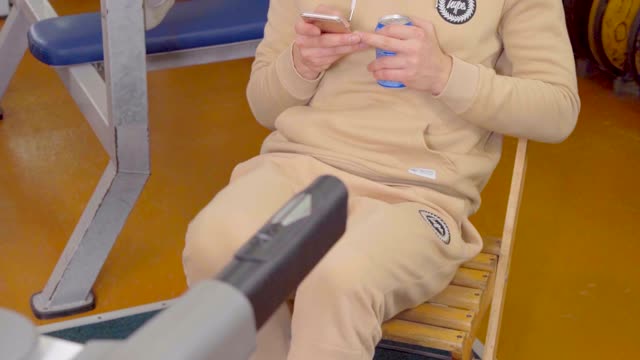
[601, 0, 640, 72]
[588, 0, 640, 75]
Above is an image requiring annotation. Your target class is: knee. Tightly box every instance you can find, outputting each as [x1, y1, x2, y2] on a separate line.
[182, 204, 248, 287]
[296, 257, 382, 317]
[292, 257, 385, 352]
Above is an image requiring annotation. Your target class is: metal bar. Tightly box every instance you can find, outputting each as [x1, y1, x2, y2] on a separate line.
[17, 0, 57, 24]
[55, 65, 115, 159]
[472, 338, 484, 360]
[30, 162, 146, 318]
[0, 0, 10, 17]
[101, 0, 150, 173]
[0, 4, 29, 101]
[31, 0, 150, 319]
[145, 39, 261, 72]
[21, 0, 255, 320]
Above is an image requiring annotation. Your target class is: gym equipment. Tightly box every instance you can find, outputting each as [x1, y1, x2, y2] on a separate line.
[588, 0, 615, 75]
[26, 0, 267, 67]
[0, 0, 12, 119]
[628, 9, 640, 84]
[2, 174, 349, 360]
[0, 0, 268, 319]
[0, 0, 9, 17]
[575, 0, 640, 96]
[588, 0, 640, 76]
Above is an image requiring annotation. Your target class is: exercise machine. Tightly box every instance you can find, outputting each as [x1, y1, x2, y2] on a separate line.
[1, 175, 349, 360]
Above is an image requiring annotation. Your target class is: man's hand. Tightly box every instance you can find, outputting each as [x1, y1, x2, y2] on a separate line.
[355, 17, 453, 95]
[293, 5, 368, 80]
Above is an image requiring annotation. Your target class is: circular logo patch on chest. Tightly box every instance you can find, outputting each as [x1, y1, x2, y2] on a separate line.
[437, 0, 476, 24]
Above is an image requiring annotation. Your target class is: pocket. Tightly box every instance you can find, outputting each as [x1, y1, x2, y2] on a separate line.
[417, 124, 459, 172]
[423, 120, 489, 155]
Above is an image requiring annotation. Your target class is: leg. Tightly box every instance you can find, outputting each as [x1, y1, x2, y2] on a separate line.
[288, 196, 482, 360]
[183, 154, 309, 360]
[182, 155, 306, 286]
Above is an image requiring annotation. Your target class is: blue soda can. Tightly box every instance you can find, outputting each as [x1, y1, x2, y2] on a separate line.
[375, 14, 413, 88]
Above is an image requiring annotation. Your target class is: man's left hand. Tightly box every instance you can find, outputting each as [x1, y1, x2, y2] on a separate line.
[355, 17, 452, 95]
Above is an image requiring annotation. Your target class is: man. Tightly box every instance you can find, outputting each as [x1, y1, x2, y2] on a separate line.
[183, 0, 580, 359]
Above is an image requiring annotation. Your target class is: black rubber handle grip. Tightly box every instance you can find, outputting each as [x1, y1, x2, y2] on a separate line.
[216, 175, 348, 329]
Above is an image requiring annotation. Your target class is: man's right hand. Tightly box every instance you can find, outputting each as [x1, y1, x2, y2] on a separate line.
[293, 6, 369, 80]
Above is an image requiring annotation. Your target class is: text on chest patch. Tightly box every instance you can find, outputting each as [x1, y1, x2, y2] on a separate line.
[437, 0, 476, 24]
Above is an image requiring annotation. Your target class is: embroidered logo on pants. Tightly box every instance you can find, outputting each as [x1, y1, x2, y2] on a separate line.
[437, 0, 476, 24]
[419, 210, 451, 244]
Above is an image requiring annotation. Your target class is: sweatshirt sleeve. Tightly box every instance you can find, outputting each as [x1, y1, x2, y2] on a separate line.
[434, 0, 581, 143]
[246, 0, 324, 130]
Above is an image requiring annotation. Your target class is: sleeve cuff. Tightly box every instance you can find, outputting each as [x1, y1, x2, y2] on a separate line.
[274, 43, 324, 100]
[433, 55, 480, 115]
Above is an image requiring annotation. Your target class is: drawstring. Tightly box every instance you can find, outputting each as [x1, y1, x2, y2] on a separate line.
[349, 0, 356, 21]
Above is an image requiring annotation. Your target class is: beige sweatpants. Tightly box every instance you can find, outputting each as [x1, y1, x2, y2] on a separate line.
[182, 153, 483, 360]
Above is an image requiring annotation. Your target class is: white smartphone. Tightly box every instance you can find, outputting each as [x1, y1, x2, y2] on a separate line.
[300, 12, 351, 33]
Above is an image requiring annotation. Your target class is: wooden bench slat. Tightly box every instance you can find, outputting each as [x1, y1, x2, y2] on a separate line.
[482, 236, 502, 256]
[452, 268, 491, 290]
[463, 253, 498, 273]
[394, 303, 475, 332]
[462, 269, 499, 359]
[429, 285, 483, 311]
[382, 319, 465, 358]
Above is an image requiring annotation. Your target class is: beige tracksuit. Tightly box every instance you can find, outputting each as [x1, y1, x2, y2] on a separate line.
[182, 0, 580, 358]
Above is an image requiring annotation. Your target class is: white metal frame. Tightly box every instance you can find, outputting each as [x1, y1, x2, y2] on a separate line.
[0, 0, 10, 17]
[0, 0, 260, 319]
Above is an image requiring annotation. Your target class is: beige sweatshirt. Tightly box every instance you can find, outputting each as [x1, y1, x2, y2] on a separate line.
[246, 0, 580, 218]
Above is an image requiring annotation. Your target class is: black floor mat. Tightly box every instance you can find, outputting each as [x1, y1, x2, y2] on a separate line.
[45, 310, 441, 359]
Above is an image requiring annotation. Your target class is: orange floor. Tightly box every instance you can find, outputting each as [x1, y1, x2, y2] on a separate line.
[2, 4, 640, 359]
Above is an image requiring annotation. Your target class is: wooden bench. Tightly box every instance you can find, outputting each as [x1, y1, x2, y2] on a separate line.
[379, 138, 529, 360]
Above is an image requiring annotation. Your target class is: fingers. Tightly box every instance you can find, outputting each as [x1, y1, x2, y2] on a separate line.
[375, 17, 435, 39]
[355, 17, 437, 51]
[300, 53, 351, 72]
[374, 24, 425, 40]
[368, 56, 415, 82]
[295, 20, 322, 36]
[355, 31, 409, 53]
[299, 42, 369, 59]
[367, 55, 408, 72]
[370, 68, 407, 83]
[296, 32, 362, 49]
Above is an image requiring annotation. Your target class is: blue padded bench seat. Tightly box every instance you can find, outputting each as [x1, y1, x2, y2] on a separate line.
[27, 0, 269, 66]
